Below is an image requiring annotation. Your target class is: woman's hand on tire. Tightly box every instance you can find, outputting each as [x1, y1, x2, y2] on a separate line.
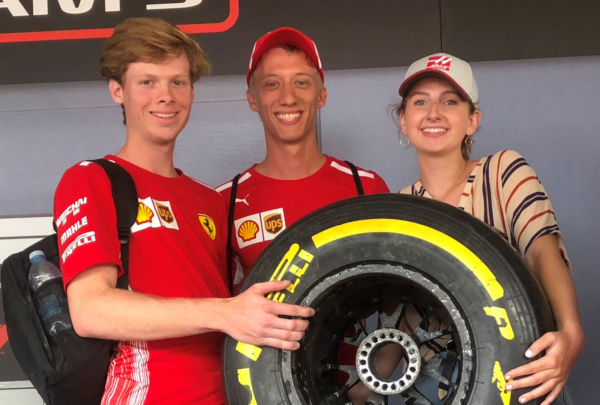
[504, 327, 583, 404]
[221, 280, 315, 350]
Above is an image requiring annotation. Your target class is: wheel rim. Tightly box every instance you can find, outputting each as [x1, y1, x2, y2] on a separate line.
[281, 263, 475, 405]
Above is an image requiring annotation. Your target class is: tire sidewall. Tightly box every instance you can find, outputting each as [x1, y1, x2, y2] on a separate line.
[224, 195, 551, 405]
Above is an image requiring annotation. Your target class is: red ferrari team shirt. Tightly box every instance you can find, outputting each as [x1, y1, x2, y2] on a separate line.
[53, 156, 229, 405]
[217, 155, 389, 287]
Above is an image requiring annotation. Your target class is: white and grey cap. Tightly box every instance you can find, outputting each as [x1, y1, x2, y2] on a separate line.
[398, 53, 479, 105]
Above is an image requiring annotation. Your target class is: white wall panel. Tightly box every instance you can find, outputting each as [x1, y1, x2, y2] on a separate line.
[0, 388, 43, 405]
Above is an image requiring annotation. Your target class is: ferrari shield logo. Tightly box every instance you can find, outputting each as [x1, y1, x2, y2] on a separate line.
[198, 214, 216, 240]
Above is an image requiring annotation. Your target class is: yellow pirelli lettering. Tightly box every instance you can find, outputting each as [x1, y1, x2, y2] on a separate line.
[311, 219, 504, 301]
[236, 342, 262, 361]
[492, 361, 512, 405]
[289, 262, 310, 278]
[484, 306, 515, 340]
[271, 291, 285, 302]
[237, 368, 258, 405]
[267, 245, 314, 300]
[285, 278, 302, 293]
[269, 244, 299, 282]
[267, 244, 299, 300]
[298, 249, 314, 263]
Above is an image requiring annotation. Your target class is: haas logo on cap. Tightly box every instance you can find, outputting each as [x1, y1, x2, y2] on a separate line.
[427, 56, 452, 71]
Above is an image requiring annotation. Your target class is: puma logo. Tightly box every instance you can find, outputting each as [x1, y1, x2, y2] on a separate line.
[235, 194, 250, 206]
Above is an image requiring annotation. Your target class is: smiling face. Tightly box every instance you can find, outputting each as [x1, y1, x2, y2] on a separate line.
[400, 77, 480, 158]
[247, 47, 327, 145]
[109, 54, 194, 147]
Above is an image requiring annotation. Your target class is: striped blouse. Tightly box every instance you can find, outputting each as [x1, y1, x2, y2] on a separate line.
[398, 150, 570, 360]
[400, 149, 570, 266]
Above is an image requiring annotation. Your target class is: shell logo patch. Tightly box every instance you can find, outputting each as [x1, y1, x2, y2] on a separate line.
[234, 213, 264, 248]
[136, 202, 154, 225]
[198, 214, 216, 240]
[239, 220, 260, 242]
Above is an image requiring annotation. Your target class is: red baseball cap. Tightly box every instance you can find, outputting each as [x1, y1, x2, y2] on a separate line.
[247, 27, 324, 86]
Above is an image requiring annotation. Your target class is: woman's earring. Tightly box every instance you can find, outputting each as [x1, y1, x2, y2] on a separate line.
[464, 136, 473, 147]
[399, 132, 410, 147]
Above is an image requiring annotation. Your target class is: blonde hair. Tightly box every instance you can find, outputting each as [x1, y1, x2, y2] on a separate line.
[100, 18, 210, 85]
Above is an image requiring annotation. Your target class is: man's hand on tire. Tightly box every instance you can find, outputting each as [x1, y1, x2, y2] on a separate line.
[220, 280, 315, 350]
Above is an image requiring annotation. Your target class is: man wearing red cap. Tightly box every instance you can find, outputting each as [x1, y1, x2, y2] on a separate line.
[217, 27, 389, 288]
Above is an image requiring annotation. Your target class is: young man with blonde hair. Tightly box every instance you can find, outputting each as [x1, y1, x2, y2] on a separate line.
[53, 18, 312, 405]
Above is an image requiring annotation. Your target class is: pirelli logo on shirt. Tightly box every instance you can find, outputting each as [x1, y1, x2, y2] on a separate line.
[234, 208, 286, 248]
[56, 195, 97, 264]
[132, 197, 179, 233]
[62, 231, 96, 263]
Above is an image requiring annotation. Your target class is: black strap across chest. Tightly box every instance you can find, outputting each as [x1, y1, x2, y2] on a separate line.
[225, 161, 364, 290]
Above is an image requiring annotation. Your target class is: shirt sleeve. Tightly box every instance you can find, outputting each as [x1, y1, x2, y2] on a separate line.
[53, 162, 123, 288]
[398, 183, 416, 195]
[215, 182, 232, 216]
[366, 172, 391, 194]
[497, 150, 571, 267]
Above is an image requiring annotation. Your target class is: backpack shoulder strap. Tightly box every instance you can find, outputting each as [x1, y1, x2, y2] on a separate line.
[344, 161, 365, 196]
[226, 174, 241, 294]
[90, 159, 138, 290]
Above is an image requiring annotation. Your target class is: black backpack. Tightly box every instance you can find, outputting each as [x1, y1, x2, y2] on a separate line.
[0, 159, 138, 405]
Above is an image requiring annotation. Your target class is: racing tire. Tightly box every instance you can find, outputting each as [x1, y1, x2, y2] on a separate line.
[223, 194, 553, 405]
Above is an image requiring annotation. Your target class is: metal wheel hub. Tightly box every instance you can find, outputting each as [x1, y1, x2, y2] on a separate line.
[356, 328, 421, 395]
[280, 264, 473, 405]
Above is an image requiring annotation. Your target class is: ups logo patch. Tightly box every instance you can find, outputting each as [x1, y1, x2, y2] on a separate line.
[264, 213, 283, 234]
[156, 203, 174, 224]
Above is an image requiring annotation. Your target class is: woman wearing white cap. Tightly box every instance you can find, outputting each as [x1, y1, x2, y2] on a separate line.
[395, 54, 582, 405]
